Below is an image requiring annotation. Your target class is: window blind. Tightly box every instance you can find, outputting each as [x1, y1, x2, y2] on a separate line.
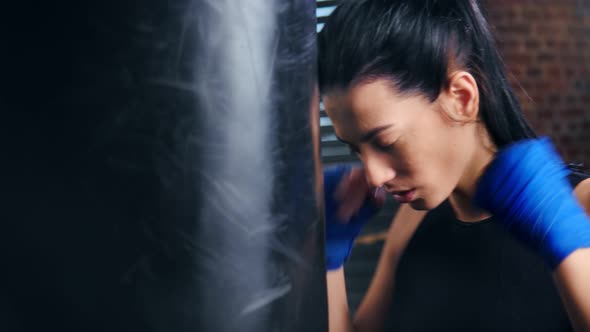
[316, 0, 359, 165]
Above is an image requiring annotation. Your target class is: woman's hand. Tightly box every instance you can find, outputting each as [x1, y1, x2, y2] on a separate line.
[333, 166, 386, 221]
[474, 137, 590, 331]
[324, 165, 386, 270]
[474, 137, 590, 269]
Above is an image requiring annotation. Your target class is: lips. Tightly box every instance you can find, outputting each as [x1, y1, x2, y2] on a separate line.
[390, 188, 416, 203]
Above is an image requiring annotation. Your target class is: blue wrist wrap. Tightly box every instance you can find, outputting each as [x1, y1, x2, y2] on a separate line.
[475, 138, 590, 269]
[324, 165, 378, 270]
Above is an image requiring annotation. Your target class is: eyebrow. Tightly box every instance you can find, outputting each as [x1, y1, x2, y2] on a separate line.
[335, 124, 394, 145]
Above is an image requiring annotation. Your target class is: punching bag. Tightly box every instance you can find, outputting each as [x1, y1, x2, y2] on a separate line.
[2, 1, 327, 331]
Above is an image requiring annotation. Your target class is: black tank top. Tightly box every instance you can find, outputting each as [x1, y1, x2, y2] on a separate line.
[384, 171, 589, 332]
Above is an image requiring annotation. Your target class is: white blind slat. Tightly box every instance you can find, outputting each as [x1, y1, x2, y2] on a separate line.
[316, 1, 356, 163]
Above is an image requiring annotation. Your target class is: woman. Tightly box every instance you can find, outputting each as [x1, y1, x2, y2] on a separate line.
[319, 0, 590, 331]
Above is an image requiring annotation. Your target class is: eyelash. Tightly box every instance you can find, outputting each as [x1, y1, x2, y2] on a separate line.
[374, 141, 396, 152]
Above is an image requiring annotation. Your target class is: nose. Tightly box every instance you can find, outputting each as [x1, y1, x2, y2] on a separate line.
[361, 150, 396, 189]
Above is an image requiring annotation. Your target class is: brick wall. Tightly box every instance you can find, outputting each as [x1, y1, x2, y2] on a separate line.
[485, 0, 590, 166]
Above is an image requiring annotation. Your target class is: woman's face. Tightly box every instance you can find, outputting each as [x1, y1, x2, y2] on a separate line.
[323, 79, 479, 210]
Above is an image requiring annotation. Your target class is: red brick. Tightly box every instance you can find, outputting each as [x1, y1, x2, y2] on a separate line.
[505, 53, 532, 65]
[535, 24, 563, 36]
[546, 65, 562, 78]
[522, 8, 541, 20]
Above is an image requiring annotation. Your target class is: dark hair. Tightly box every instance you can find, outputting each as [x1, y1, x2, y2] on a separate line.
[318, 0, 536, 147]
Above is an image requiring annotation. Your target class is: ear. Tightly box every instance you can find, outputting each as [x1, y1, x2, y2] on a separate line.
[440, 71, 479, 122]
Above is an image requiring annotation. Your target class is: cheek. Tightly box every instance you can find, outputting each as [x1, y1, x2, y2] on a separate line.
[398, 120, 453, 176]
[400, 118, 467, 197]
[392, 108, 472, 208]
[413, 111, 468, 175]
[422, 138, 467, 190]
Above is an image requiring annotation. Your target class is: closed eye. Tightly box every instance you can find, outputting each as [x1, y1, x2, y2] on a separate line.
[374, 141, 395, 152]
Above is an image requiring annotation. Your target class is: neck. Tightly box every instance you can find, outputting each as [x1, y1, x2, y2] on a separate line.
[449, 135, 496, 223]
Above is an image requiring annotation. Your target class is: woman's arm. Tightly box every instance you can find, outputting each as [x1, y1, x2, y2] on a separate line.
[554, 179, 590, 332]
[554, 248, 590, 332]
[352, 205, 426, 331]
[326, 204, 426, 332]
[473, 140, 590, 331]
[327, 267, 354, 332]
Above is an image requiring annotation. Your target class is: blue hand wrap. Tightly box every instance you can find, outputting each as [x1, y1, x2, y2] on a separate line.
[475, 138, 590, 269]
[324, 165, 379, 271]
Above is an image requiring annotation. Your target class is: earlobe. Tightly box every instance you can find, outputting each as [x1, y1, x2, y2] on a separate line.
[445, 71, 479, 122]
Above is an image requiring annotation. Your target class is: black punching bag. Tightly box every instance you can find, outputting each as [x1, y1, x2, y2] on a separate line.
[2, 1, 327, 331]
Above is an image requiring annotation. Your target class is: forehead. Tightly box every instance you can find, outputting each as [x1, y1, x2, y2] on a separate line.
[322, 80, 425, 137]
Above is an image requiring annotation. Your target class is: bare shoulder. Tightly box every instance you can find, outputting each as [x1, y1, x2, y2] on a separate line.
[574, 178, 590, 214]
[382, 204, 427, 258]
